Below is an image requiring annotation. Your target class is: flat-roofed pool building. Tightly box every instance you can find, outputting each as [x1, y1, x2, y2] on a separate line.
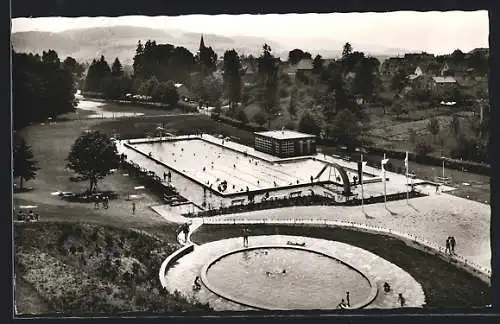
[254, 130, 317, 158]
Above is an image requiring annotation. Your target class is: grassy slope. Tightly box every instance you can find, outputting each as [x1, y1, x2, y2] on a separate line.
[14, 222, 210, 314]
[191, 224, 490, 309]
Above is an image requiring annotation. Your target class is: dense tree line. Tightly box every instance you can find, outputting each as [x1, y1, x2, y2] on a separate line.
[13, 50, 77, 129]
[288, 49, 312, 65]
[133, 40, 196, 85]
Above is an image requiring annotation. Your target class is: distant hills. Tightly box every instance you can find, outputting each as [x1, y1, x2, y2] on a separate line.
[11, 25, 415, 65]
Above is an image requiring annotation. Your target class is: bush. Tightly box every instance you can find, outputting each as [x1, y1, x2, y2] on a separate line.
[285, 120, 297, 130]
[280, 73, 293, 86]
[415, 139, 434, 156]
[279, 87, 289, 98]
[236, 110, 248, 124]
[253, 111, 267, 126]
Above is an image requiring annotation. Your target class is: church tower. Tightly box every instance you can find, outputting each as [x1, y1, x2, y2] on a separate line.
[199, 34, 206, 52]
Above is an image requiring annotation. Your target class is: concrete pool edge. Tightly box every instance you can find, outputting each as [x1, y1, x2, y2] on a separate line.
[159, 244, 195, 292]
[199, 244, 379, 311]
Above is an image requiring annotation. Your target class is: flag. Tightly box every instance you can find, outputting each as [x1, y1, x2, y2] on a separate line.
[361, 161, 368, 171]
[381, 158, 389, 172]
[404, 152, 409, 173]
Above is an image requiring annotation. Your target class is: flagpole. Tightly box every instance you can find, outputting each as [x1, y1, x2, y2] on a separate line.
[361, 154, 364, 212]
[383, 153, 387, 207]
[406, 152, 409, 204]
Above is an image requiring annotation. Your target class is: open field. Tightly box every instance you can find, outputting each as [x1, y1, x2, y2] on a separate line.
[191, 224, 490, 308]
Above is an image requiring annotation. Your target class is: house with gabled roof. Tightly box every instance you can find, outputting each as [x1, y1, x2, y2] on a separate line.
[407, 66, 424, 81]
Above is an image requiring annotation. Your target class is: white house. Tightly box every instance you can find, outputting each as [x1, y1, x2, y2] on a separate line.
[407, 66, 423, 80]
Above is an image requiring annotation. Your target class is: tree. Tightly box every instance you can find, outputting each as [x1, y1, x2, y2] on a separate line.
[288, 88, 298, 119]
[203, 75, 223, 107]
[298, 112, 321, 136]
[237, 110, 248, 124]
[391, 68, 408, 92]
[223, 49, 243, 111]
[152, 81, 179, 106]
[138, 76, 160, 97]
[288, 49, 311, 65]
[427, 117, 441, 142]
[391, 100, 405, 118]
[451, 49, 465, 63]
[133, 40, 195, 83]
[13, 50, 76, 129]
[329, 109, 362, 149]
[103, 75, 132, 100]
[111, 58, 124, 77]
[343, 51, 365, 73]
[449, 115, 461, 136]
[84, 55, 112, 92]
[415, 139, 433, 156]
[62, 56, 85, 78]
[258, 44, 281, 127]
[253, 111, 267, 126]
[342, 43, 353, 59]
[66, 131, 120, 193]
[353, 57, 378, 99]
[312, 55, 324, 74]
[13, 136, 39, 189]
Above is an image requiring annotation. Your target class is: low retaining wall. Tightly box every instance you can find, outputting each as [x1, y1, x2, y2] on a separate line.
[159, 244, 195, 290]
[200, 218, 491, 286]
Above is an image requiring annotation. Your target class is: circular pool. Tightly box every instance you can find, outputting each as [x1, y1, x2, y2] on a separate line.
[201, 245, 377, 310]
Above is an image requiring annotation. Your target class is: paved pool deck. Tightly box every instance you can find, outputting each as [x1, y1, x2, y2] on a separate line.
[162, 235, 426, 310]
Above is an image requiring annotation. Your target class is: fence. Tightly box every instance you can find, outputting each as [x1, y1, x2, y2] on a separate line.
[200, 217, 491, 285]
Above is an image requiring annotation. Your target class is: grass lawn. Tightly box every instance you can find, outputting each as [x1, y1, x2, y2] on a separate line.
[14, 222, 210, 314]
[93, 114, 256, 146]
[191, 224, 490, 309]
[97, 102, 186, 116]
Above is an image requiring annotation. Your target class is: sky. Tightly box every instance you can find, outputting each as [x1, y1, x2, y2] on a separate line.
[11, 11, 489, 54]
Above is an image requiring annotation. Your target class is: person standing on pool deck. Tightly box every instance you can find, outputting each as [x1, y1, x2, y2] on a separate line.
[183, 223, 190, 242]
[346, 291, 350, 307]
[132, 201, 136, 215]
[450, 236, 456, 254]
[397, 293, 406, 307]
[445, 237, 451, 254]
[242, 228, 249, 247]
